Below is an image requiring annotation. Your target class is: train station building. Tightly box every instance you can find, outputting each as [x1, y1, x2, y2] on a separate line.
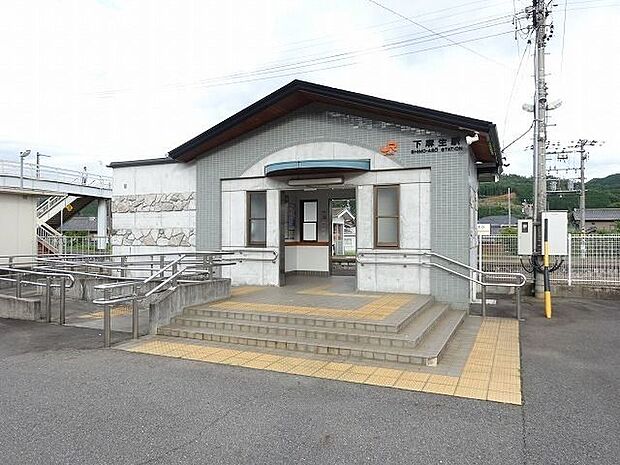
[110, 80, 502, 310]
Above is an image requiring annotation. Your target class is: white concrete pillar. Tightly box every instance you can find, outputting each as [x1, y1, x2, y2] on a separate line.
[97, 199, 108, 250]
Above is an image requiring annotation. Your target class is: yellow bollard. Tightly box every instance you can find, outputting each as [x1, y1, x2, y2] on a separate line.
[543, 221, 552, 319]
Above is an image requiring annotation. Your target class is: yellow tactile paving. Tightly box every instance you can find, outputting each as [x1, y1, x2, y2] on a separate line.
[210, 294, 413, 321]
[76, 305, 133, 320]
[297, 285, 380, 298]
[230, 286, 263, 297]
[118, 318, 522, 405]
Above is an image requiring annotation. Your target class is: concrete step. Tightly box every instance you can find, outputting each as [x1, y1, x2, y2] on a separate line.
[183, 294, 434, 333]
[414, 309, 467, 365]
[170, 303, 449, 349]
[158, 308, 466, 367]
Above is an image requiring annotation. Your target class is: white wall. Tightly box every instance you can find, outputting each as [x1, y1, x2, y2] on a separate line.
[356, 171, 431, 294]
[0, 192, 37, 261]
[113, 162, 196, 195]
[220, 165, 431, 293]
[220, 189, 280, 286]
[111, 161, 197, 255]
[285, 246, 330, 272]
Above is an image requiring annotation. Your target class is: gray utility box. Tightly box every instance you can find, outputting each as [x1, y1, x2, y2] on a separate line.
[542, 211, 568, 256]
[518, 219, 533, 256]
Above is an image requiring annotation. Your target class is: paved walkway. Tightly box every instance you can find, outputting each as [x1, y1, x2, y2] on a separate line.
[119, 317, 521, 404]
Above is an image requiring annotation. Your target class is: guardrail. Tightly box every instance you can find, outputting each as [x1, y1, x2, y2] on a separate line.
[357, 249, 526, 319]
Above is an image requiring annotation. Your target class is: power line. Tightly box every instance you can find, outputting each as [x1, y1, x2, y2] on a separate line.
[190, 14, 515, 86]
[501, 35, 533, 145]
[92, 14, 520, 97]
[502, 121, 534, 153]
[170, 30, 519, 91]
[275, 0, 512, 58]
[366, 0, 508, 67]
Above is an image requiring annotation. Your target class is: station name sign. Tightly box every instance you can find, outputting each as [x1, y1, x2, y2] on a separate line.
[411, 137, 464, 154]
[380, 136, 465, 156]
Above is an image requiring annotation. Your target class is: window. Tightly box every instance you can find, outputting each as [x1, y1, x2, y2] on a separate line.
[375, 185, 399, 247]
[301, 200, 318, 241]
[248, 191, 266, 246]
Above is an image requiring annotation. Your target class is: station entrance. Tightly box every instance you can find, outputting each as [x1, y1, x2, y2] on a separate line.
[278, 187, 357, 282]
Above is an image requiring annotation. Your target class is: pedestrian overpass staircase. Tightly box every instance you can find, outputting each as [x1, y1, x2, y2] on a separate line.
[0, 158, 112, 254]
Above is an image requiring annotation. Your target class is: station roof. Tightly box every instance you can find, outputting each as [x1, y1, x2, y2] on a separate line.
[166, 80, 502, 173]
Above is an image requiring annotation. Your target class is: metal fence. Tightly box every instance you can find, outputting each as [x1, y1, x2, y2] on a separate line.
[480, 234, 620, 286]
[38, 235, 111, 256]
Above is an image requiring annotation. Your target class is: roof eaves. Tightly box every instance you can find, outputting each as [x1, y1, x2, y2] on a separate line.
[168, 80, 501, 164]
[108, 157, 178, 168]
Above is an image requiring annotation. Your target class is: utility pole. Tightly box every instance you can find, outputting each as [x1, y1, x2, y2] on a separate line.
[570, 139, 604, 233]
[578, 142, 586, 234]
[35, 152, 51, 179]
[532, 0, 550, 298]
[546, 139, 604, 231]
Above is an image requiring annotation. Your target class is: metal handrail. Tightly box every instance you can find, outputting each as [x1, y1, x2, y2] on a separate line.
[356, 249, 526, 319]
[144, 255, 185, 283]
[0, 267, 75, 324]
[87, 252, 238, 346]
[0, 266, 75, 287]
[357, 249, 527, 285]
[224, 248, 279, 263]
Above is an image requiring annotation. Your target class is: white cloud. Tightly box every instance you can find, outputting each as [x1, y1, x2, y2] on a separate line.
[0, 0, 618, 180]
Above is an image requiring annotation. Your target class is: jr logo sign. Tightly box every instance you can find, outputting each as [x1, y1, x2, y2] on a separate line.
[380, 141, 398, 155]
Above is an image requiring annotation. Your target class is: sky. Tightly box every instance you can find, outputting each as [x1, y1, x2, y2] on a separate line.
[0, 0, 618, 180]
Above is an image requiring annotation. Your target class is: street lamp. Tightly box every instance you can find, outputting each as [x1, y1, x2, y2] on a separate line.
[19, 149, 31, 188]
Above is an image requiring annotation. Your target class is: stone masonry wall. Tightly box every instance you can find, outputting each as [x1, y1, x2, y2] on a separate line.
[112, 192, 195, 213]
[111, 227, 195, 247]
[111, 192, 196, 248]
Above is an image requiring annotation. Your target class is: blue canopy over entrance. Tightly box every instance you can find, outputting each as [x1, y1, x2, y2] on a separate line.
[264, 159, 370, 177]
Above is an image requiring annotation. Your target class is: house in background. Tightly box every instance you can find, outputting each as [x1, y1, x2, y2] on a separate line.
[331, 207, 356, 256]
[59, 216, 98, 234]
[572, 208, 620, 232]
[477, 215, 517, 234]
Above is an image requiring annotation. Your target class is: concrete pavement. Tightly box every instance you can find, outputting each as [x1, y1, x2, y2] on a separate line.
[0, 297, 618, 464]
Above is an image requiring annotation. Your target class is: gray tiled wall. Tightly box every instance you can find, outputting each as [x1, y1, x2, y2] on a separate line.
[195, 104, 473, 308]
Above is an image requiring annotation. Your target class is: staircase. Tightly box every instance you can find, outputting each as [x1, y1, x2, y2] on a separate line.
[37, 195, 94, 229]
[158, 293, 466, 367]
[36, 223, 63, 254]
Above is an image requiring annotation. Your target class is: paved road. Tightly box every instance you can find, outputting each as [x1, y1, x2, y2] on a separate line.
[0, 298, 618, 464]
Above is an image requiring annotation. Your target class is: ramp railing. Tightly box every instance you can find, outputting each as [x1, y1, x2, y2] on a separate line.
[0, 267, 75, 323]
[0, 251, 236, 346]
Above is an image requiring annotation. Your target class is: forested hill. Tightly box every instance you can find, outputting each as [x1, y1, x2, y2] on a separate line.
[478, 173, 620, 218]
